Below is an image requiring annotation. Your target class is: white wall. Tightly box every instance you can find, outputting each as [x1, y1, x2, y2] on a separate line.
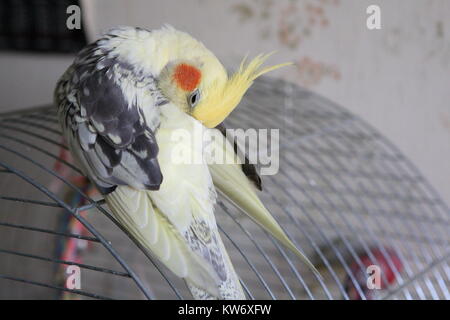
[0, 0, 449, 204]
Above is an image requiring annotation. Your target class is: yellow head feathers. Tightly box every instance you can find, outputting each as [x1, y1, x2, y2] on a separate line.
[192, 53, 291, 128]
[151, 26, 290, 127]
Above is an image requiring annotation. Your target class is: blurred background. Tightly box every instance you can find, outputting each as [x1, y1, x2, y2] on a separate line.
[0, 0, 449, 299]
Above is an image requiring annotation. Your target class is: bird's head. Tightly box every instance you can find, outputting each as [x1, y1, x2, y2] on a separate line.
[156, 29, 290, 128]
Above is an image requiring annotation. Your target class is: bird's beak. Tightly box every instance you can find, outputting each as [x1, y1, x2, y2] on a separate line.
[192, 54, 292, 128]
[192, 92, 241, 128]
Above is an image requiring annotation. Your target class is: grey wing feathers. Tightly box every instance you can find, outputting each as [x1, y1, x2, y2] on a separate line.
[184, 217, 227, 282]
[55, 35, 165, 193]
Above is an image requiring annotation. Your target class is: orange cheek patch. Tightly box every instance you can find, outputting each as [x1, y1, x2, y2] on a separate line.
[173, 63, 202, 91]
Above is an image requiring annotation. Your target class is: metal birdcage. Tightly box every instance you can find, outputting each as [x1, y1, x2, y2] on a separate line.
[0, 77, 449, 300]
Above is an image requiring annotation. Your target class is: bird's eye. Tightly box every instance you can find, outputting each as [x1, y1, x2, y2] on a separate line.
[188, 89, 201, 108]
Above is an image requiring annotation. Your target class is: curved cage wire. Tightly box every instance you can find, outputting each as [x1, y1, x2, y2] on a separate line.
[0, 77, 448, 300]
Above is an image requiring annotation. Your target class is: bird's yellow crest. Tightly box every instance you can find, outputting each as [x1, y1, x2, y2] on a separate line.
[192, 53, 291, 128]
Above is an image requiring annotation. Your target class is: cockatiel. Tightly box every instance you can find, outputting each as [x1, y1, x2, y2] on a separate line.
[55, 25, 317, 299]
